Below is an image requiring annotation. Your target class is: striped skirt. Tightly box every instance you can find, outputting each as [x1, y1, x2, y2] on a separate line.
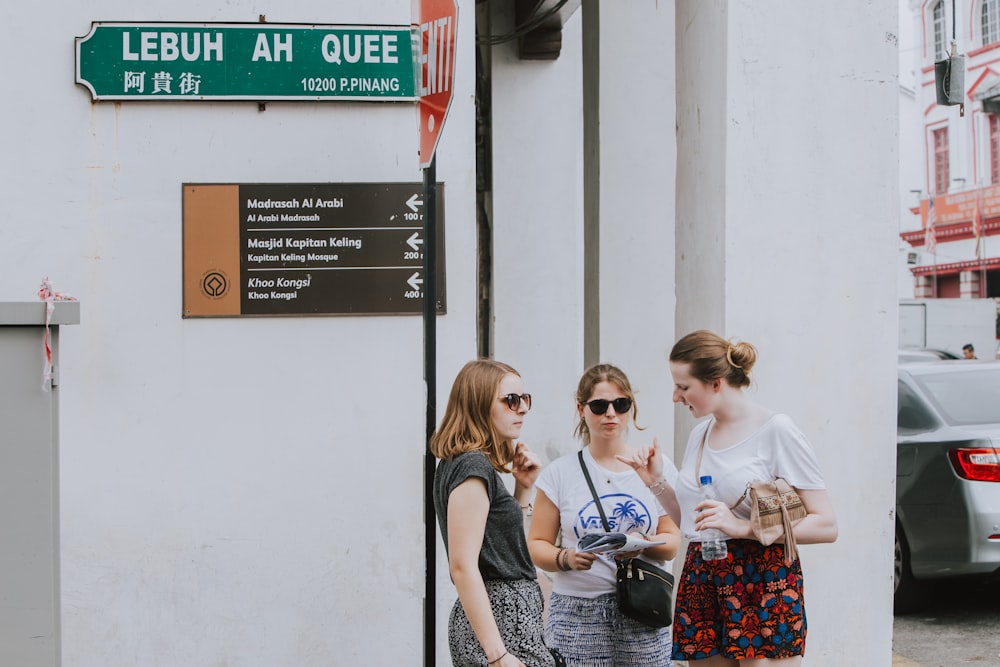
[545, 591, 672, 666]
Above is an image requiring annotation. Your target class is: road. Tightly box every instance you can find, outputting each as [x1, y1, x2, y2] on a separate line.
[892, 575, 1000, 667]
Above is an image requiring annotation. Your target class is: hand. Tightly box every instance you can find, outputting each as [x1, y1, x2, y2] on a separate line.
[615, 437, 665, 487]
[615, 531, 650, 559]
[694, 498, 741, 536]
[498, 652, 527, 667]
[565, 548, 597, 571]
[511, 442, 542, 488]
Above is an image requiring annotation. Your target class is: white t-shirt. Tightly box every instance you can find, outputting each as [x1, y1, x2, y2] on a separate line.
[535, 447, 668, 599]
[674, 414, 827, 541]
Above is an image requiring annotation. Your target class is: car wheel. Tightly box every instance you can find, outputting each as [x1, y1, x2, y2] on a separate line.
[894, 525, 926, 614]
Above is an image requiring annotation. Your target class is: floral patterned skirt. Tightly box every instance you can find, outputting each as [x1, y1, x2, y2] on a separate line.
[448, 578, 556, 667]
[671, 539, 807, 661]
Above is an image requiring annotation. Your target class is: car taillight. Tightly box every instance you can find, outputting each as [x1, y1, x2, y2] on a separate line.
[948, 448, 1000, 482]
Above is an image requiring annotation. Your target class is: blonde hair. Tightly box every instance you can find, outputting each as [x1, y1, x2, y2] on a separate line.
[573, 363, 643, 445]
[430, 359, 521, 472]
[669, 329, 757, 388]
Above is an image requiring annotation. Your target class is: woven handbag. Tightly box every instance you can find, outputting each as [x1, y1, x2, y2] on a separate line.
[731, 478, 807, 566]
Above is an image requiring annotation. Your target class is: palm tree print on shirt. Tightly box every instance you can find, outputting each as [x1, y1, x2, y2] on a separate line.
[575, 493, 654, 537]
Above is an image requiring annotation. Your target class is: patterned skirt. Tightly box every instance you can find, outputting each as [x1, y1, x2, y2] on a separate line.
[448, 578, 556, 667]
[671, 539, 807, 661]
[545, 591, 672, 667]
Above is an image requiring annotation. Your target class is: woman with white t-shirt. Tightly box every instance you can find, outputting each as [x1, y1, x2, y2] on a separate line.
[527, 364, 680, 666]
[619, 330, 838, 666]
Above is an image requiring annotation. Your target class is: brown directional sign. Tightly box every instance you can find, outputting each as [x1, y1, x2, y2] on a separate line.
[182, 182, 445, 317]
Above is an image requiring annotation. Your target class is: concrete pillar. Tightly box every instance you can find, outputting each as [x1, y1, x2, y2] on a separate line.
[490, 3, 586, 464]
[960, 269, 981, 298]
[914, 275, 934, 298]
[1, 300, 79, 667]
[675, 1, 898, 663]
[581, 1, 676, 442]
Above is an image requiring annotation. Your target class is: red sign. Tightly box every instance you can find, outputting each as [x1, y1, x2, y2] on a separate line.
[921, 185, 1000, 227]
[415, 0, 458, 168]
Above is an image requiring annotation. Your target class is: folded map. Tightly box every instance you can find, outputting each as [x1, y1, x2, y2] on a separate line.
[577, 532, 666, 555]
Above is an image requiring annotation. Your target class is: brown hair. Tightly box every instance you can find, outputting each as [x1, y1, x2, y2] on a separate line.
[669, 329, 757, 388]
[429, 359, 521, 472]
[573, 363, 644, 445]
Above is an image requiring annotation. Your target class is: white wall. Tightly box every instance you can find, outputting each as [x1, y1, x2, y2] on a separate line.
[590, 3, 677, 452]
[2, 1, 476, 664]
[490, 5, 586, 464]
[677, 1, 899, 663]
[1, 0, 901, 664]
[899, 0, 922, 298]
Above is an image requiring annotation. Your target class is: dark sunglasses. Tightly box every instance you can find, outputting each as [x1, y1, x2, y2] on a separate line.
[583, 397, 632, 415]
[500, 393, 532, 411]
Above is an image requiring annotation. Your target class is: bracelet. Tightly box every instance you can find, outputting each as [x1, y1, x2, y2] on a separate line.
[648, 479, 669, 494]
[561, 548, 572, 571]
[555, 548, 567, 571]
[488, 650, 508, 665]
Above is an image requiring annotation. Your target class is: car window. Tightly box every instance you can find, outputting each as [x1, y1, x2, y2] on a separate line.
[913, 368, 1000, 425]
[897, 381, 937, 432]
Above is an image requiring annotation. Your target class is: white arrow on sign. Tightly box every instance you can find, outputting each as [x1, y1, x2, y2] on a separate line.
[407, 272, 424, 291]
[406, 194, 424, 212]
[406, 232, 424, 251]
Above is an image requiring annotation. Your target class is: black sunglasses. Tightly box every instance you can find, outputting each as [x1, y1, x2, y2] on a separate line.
[500, 393, 532, 411]
[583, 397, 632, 415]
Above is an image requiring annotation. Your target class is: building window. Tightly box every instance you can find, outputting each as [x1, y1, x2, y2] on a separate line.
[933, 0, 947, 60]
[984, 0, 1000, 45]
[991, 115, 1000, 183]
[933, 127, 950, 194]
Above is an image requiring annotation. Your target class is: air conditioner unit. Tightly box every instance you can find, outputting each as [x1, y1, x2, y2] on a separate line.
[935, 54, 966, 106]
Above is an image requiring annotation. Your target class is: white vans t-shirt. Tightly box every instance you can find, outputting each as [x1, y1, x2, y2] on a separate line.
[674, 414, 827, 541]
[535, 447, 669, 599]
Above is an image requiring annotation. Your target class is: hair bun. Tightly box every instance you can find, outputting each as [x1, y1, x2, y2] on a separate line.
[727, 340, 757, 374]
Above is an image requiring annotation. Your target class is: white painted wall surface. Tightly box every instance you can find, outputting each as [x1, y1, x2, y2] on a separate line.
[677, 1, 899, 664]
[1, 1, 475, 664]
[489, 5, 586, 466]
[590, 3, 677, 455]
[899, 0, 922, 297]
[900, 298, 997, 354]
[0, 0, 900, 664]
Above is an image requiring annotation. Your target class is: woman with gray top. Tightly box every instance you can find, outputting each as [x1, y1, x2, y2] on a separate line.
[432, 359, 556, 667]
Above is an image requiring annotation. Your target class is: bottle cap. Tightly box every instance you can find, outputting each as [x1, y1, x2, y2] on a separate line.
[699, 475, 713, 485]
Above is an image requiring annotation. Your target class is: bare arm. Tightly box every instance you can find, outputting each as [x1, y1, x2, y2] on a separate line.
[788, 488, 838, 545]
[695, 487, 839, 545]
[447, 479, 526, 667]
[527, 489, 597, 573]
[510, 442, 541, 508]
[616, 438, 682, 527]
[639, 513, 682, 561]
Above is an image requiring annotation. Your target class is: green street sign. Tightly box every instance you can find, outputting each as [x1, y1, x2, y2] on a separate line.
[75, 22, 418, 101]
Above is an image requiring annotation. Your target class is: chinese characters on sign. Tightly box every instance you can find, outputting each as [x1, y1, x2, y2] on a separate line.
[124, 70, 203, 95]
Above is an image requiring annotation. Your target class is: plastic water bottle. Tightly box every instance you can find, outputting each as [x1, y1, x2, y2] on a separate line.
[699, 475, 728, 560]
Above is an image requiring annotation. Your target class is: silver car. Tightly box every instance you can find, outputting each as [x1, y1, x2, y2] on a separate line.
[895, 360, 1000, 613]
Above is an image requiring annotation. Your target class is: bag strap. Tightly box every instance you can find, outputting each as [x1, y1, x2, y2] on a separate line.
[780, 501, 799, 564]
[578, 450, 611, 532]
[696, 422, 752, 511]
[693, 421, 712, 486]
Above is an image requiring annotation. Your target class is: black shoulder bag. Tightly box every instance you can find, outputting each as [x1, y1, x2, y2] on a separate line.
[577, 451, 675, 628]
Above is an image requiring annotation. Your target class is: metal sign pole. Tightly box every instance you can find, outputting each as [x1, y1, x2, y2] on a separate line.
[422, 157, 438, 667]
